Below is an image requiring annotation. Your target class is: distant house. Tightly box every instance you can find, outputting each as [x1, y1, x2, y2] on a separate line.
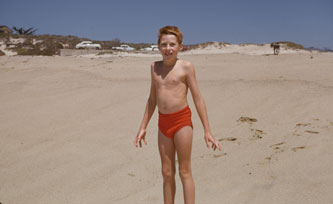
[0, 25, 13, 34]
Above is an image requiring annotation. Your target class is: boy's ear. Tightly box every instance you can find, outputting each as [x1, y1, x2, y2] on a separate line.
[179, 43, 184, 51]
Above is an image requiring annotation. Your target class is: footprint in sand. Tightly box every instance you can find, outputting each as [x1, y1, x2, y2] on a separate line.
[237, 117, 265, 140]
[270, 142, 286, 153]
[218, 137, 237, 142]
[250, 129, 265, 140]
[293, 122, 321, 136]
[128, 173, 135, 177]
[291, 146, 306, 152]
[213, 153, 227, 158]
[264, 156, 272, 161]
[261, 142, 288, 164]
[305, 130, 319, 134]
[296, 123, 311, 127]
[237, 116, 258, 125]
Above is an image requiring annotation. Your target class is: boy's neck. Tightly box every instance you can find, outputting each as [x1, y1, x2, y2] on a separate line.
[163, 58, 178, 68]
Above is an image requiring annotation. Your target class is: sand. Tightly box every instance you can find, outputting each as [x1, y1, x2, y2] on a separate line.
[1, 51, 333, 204]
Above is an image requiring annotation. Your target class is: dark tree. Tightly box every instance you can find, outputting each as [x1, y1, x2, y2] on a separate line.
[12, 27, 38, 35]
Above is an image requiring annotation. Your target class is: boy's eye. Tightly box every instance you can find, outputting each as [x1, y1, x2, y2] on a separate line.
[160, 43, 177, 48]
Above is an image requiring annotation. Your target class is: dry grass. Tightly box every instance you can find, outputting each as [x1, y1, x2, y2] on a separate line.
[189, 41, 230, 50]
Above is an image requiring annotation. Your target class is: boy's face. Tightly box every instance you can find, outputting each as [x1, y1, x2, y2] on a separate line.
[158, 34, 183, 60]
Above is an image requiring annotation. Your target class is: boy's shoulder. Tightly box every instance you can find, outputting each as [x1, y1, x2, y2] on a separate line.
[151, 60, 163, 67]
[178, 59, 193, 68]
[177, 60, 195, 74]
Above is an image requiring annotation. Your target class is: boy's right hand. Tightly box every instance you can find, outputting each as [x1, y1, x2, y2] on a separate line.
[135, 129, 147, 148]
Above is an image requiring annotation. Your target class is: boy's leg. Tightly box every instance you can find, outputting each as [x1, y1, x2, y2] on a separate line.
[174, 126, 195, 204]
[158, 130, 176, 204]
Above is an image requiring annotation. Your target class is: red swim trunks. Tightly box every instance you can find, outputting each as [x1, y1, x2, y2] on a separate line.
[158, 106, 193, 139]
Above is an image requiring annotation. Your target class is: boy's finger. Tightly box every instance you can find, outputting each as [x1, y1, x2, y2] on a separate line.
[216, 142, 221, 151]
[212, 140, 220, 151]
[205, 138, 210, 148]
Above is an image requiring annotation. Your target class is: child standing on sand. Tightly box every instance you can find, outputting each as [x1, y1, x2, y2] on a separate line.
[135, 26, 221, 204]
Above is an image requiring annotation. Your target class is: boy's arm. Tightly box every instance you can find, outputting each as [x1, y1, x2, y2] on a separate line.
[135, 63, 157, 147]
[186, 62, 221, 150]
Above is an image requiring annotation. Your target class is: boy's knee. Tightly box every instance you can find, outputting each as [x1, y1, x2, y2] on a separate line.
[161, 167, 175, 180]
[179, 167, 192, 180]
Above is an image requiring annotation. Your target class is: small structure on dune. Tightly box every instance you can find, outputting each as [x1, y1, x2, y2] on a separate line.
[0, 25, 13, 34]
[270, 42, 280, 55]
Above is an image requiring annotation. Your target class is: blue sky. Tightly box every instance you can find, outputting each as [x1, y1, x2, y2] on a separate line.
[1, 0, 333, 48]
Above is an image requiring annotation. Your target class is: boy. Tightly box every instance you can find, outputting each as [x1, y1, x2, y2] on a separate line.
[135, 26, 221, 204]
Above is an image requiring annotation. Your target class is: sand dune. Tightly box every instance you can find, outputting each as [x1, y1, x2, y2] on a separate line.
[183, 43, 310, 55]
[1, 52, 333, 204]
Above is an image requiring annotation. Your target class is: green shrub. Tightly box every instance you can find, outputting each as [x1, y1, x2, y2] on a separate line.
[22, 38, 34, 48]
[276, 41, 304, 50]
[188, 42, 229, 50]
[0, 50, 5, 56]
[16, 48, 41, 55]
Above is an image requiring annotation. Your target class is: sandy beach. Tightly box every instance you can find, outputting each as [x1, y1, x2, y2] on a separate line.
[1, 51, 333, 204]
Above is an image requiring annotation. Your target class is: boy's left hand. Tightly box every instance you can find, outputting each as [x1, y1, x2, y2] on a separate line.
[204, 132, 221, 151]
[135, 129, 147, 148]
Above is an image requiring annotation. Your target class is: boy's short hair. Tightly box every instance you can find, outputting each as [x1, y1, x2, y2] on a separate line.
[158, 26, 183, 45]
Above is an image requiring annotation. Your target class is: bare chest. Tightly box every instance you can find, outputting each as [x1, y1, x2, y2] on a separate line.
[153, 70, 186, 88]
